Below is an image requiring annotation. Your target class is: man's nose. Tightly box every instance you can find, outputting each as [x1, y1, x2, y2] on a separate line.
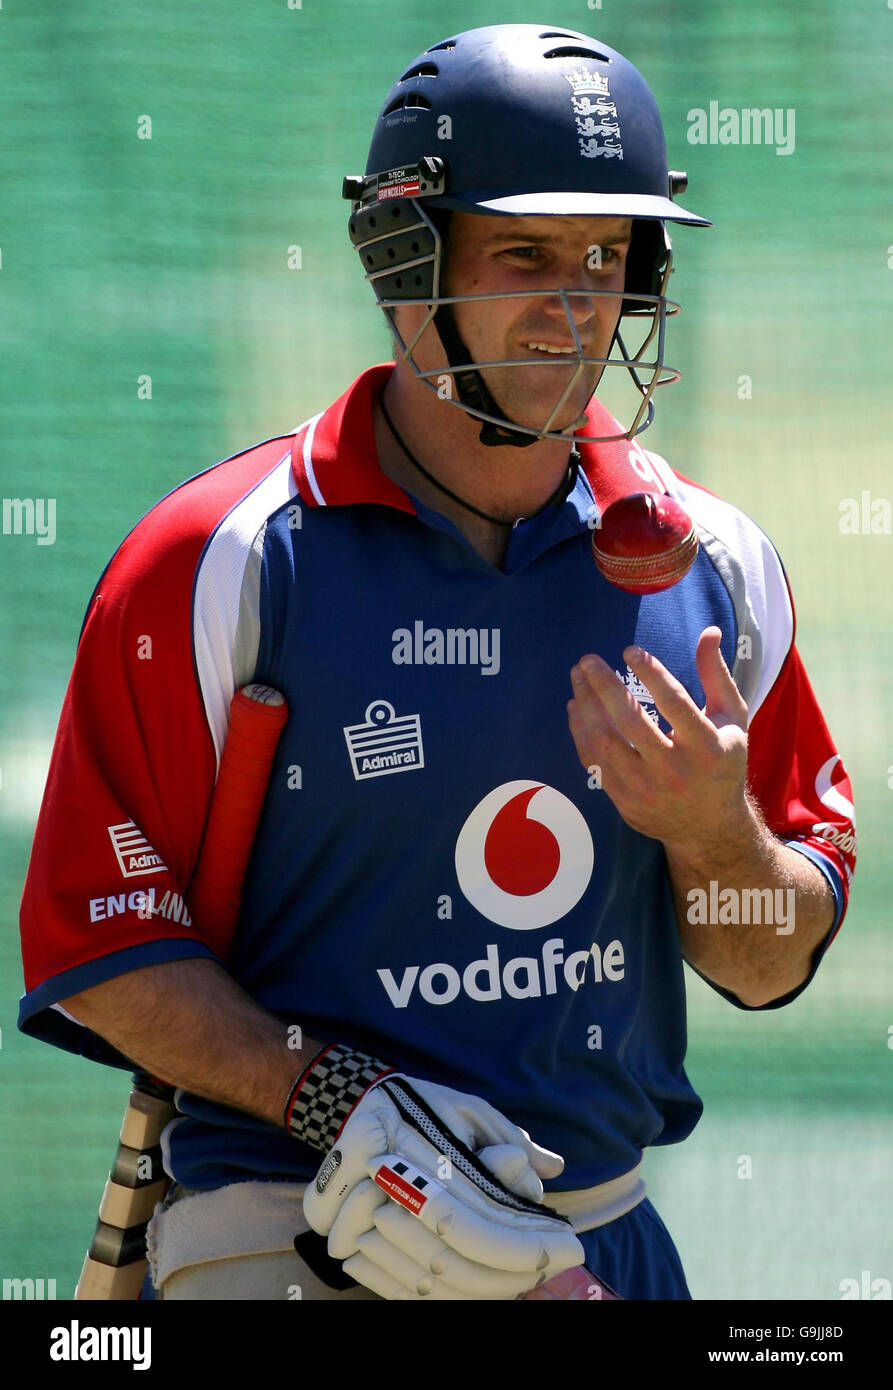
[539, 284, 600, 334]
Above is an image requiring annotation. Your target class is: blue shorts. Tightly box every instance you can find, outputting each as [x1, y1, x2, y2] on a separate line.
[578, 1197, 691, 1300]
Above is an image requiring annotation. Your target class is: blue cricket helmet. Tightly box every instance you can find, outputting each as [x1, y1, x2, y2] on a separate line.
[343, 24, 711, 447]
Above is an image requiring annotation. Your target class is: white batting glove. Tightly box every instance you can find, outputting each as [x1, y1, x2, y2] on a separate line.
[285, 1045, 584, 1299]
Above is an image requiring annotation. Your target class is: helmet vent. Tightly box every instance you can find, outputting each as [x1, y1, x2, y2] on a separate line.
[427, 39, 457, 52]
[539, 30, 584, 39]
[543, 45, 611, 62]
[400, 62, 438, 81]
[383, 93, 433, 115]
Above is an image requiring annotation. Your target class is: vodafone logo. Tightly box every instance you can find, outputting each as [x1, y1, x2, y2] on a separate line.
[812, 755, 857, 864]
[815, 755, 855, 823]
[454, 781, 594, 930]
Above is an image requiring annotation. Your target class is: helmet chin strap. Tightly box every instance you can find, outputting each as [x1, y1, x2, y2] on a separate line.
[431, 301, 609, 449]
[432, 303, 541, 448]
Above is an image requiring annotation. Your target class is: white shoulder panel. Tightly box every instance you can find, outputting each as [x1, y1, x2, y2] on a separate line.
[193, 451, 297, 765]
[645, 451, 794, 721]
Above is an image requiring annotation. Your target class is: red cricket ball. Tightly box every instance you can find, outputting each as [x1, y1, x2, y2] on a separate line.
[591, 492, 699, 595]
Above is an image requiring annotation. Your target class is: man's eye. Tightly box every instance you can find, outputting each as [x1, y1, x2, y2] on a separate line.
[502, 246, 543, 260]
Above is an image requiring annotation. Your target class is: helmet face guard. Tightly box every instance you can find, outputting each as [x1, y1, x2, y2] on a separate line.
[343, 25, 711, 447]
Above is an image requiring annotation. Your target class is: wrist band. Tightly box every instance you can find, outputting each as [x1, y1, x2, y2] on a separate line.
[284, 1043, 394, 1152]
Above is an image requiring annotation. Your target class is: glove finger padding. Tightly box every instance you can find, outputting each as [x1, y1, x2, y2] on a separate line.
[340, 1252, 470, 1301]
[327, 1183, 545, 1299]
[370, 1201, 545, 1298]
[325, 1178, 550, 1295]
[326, 1178, 389, 1261]
[474, 1143, 545, 1204]
[368, 1150, 581, 1274]
[349, 1231, 528, 1301]
[303, 1074, 583, 1283]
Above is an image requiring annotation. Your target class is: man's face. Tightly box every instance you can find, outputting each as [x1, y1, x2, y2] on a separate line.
[432, 211, 633, 435]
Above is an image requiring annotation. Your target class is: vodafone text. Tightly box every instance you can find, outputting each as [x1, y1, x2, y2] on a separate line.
[378, 936, 624, 1007]
[814, 822, 856, 856]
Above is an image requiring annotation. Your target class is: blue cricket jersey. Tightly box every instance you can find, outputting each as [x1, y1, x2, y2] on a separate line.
[19, 363, 854, 1195]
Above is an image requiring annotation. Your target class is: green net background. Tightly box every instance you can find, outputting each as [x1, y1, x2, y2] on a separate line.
[1, 1, 890, 1300]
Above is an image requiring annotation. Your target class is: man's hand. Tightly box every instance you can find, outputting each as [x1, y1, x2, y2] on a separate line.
[301, 1071, 584, 1299]
[567, 626, 750, 854]
[567, 627, 837, 1006]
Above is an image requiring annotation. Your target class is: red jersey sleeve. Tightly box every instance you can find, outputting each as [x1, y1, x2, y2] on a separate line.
[704, 637, 856, 1012]
[747, 641, 856, 920]
[648, 458, 856, 1013]
[17, 437, 295, 1066]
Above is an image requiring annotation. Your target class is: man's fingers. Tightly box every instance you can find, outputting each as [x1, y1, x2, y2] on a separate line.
[620, 645, 706, 741]
[695, 626, 748, 726]
[567, 673, 644, 782]
[573, 655, 673, 755]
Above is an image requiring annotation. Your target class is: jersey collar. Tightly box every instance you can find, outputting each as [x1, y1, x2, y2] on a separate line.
[291, 361, 666, 519]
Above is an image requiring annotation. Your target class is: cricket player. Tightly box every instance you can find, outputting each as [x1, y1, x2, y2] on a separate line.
[18, 25, 856, 1300]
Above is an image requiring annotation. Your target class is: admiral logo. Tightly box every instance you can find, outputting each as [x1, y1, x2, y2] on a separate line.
[344, 700, 424, 780]
[108, 821, 167, 878]
[315, 1149, 343, 1194]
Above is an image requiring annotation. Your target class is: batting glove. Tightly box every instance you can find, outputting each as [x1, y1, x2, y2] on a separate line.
[285, 1044, 584, 1299]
